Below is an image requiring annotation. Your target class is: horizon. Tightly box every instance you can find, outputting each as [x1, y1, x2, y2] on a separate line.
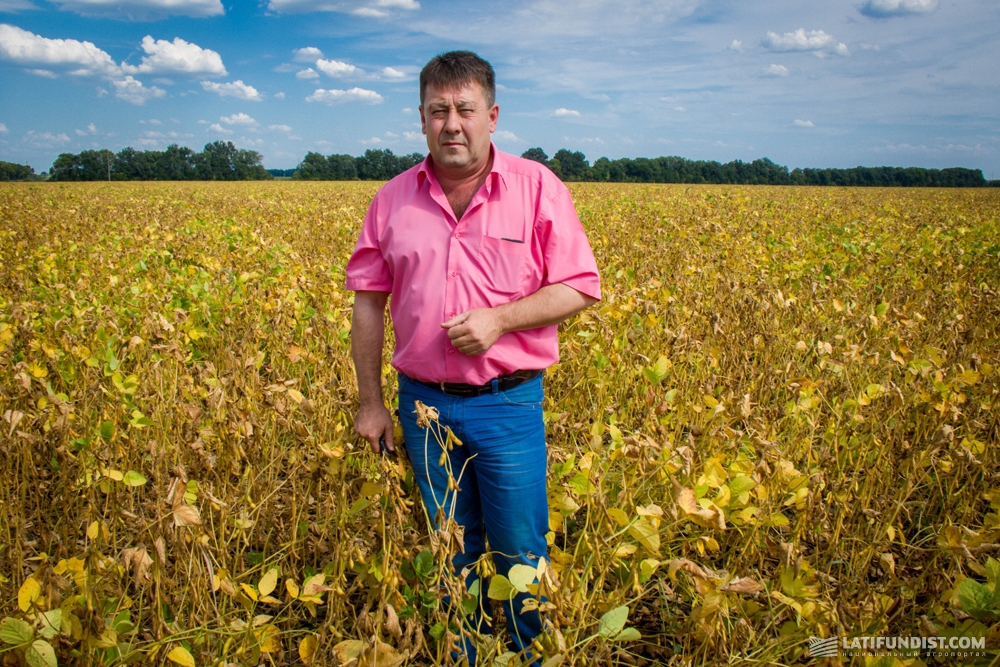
[1, 1, 998, 176]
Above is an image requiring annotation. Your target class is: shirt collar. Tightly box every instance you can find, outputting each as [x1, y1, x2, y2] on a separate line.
[417, 142, 508, 194]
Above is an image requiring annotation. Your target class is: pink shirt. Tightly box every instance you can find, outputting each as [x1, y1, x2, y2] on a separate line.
[345, 145, 601, 385]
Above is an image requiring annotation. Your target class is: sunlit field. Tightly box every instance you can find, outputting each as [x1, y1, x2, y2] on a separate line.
[1, 182, 998, 667]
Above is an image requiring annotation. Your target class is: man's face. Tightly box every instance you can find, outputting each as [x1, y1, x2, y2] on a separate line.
[420, 81, 498, 177]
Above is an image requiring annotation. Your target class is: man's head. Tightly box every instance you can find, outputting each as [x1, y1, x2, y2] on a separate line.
[419, 50, 495, 108]
[419, 51, 498, 179]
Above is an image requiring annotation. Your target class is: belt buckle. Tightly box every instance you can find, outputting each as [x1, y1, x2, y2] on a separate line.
[439, 381, 447, 393]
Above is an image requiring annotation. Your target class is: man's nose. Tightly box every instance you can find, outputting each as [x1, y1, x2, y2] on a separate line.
[443, 108, 462, 133]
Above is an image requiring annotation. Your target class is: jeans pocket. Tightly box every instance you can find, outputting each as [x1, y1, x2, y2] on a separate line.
[499, 377, 544, 408]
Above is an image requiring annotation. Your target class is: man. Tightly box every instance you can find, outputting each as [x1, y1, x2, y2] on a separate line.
[346, 51, 601, 663]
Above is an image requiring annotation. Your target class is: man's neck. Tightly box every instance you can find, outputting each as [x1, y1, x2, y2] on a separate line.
[432, 150, 494, 221]
[432, 149, 494, 196]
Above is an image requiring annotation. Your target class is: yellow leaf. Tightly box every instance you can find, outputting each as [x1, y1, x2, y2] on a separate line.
[258, 568, 278, 597]
[18, 577, 41, 612]
[87, 521, 100, 540]
[676, 487, 726, 530]
[606, 508, 629, 527]
[240, 583, 259, 602]
[286, 579, 300, 599]
[287, 388, 304, 403]
[257, 624, 281, 652]
[627, 518, 661, 554]
[166, 646, 195, 667]
[301, 573, 327, 598]
[299, 635, 319, 665]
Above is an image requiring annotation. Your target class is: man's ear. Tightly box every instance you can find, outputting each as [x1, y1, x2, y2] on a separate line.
[419, 106, 427, 134]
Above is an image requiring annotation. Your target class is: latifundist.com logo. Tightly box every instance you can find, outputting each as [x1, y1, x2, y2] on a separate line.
[808, 635, 988, 659]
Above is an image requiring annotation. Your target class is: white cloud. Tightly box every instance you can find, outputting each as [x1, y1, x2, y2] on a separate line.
[293, 46, 323, 61]
[49, 0, 223, 18]
[793, 119, 814, 127]
[360, 136, 383, 144]
[860, 0, 937, 18]
[552, 108, 580, 117]
[114, 75, 166, 104]
[403, 130, 422, 141]
[728, 39, 744, 53]
[274, 91, 285, 99]
[27, 68, 57, 77]
[316, 59, 359, 78]
[121, 36, 226, 77]
[268, 0, 419, 14]
[207, 123, 232, 134]
[0, 0, 37, 10]
[764, 64, 789, 77]
[0, 123, 8, 133]
[75, 122, 97, 135]
[763, 29, 849, 56]
[0, 23, 120, 77]
[268, 124, 292, 132]
[296, 67, 318, 79]
[401, 107, 413, 114]
[306, 87, 383, 104]
[220, 112, 255, 125]
[380, 66, 406, 79]
[23, 130, 71, 147]
[494, 130, 522, 143]
[674, 106, 686, 112]
[200, 79, 262, 101]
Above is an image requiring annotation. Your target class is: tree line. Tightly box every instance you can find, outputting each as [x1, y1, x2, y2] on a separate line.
[289, 149, 426, 181]
[44, 141, 271, 181]
[0, 145, 993, 186]
[523, 148, 989, 188]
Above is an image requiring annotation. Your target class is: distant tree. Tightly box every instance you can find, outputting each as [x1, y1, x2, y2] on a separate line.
[0, 160, 34, 181]
[552, 149, 590, 181]
[547, 157, 563, 180]
[521, 147, 548, 164]
[356, 149, 403, 180]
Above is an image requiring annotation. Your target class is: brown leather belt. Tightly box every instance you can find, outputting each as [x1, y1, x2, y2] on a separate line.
[412, 369, 541, 397]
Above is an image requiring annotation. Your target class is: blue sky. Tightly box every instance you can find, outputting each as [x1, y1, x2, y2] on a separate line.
[0, 0, 997, 175]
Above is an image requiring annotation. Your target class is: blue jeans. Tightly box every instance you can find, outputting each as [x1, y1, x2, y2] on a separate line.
[398, 372, 548, 665]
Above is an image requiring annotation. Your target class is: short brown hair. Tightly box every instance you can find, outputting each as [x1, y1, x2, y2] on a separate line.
[419, 51, 496, 107]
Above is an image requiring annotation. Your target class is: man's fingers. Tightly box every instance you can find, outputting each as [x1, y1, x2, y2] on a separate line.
[441, 311, 469, 329]
[382, 422, 395, 452]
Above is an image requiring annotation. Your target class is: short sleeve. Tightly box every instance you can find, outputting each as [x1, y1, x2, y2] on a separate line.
[536, 185, 602, 301]
[345, 195, 393, 292]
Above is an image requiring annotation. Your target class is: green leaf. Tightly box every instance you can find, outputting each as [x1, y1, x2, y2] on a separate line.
[0, 617, 34, 645]
[99, 421, 114, 441]
[507, 565, 537, 593]
[598, 605, 629, 639]
[26, 639, 57, 667]
[37, 609, 62, 640]
[875, 302, 889, 317]
[610, 627, 641, 642]
[957, 578, 999, 620]
[487, 575, 515, 600]
[985, 557, 1000, 585]
[413, 548, 434, 581]
[122, 471, 147, 487]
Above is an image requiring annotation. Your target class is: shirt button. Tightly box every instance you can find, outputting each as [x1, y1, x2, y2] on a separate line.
[454, 233, 461, 239]
[448, 349, 456, 354]
[451, 272, 457, 277]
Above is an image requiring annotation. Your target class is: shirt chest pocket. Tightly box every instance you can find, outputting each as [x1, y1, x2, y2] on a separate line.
[476, 234, 527, 295]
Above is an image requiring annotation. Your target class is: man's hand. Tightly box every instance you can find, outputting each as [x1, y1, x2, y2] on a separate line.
[354, 402, 395, 454]
[442, 284, 598, 356]
[442, 308, 503, 356]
